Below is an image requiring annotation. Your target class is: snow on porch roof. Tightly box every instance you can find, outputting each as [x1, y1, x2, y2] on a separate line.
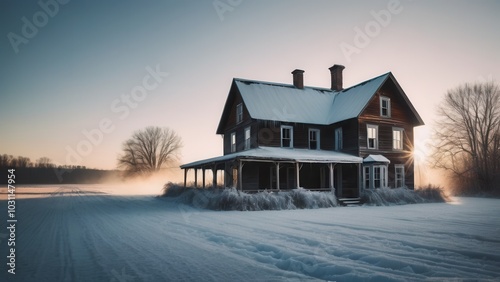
[181, 146, 362, 169]
[234, 73, 389, 125]
[363, 154, 391, 163]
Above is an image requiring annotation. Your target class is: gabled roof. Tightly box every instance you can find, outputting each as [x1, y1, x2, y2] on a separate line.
[181, 146, 362, 169]
[216, 72, 423, 134]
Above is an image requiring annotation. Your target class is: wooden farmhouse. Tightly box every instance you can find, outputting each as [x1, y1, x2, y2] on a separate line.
[181, 65, 424, 198]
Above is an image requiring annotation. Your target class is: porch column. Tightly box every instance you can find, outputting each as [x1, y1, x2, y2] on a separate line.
[202, 169, 206, 188]
[329, 163, 335, 190]
[238, 160, 243, 190]
[183, 168, 188, 188]
[276, 163, 280, 190]
[212, 167, 217, 188]
[194, 169, 198, 188]
[295, 162, 300, 188]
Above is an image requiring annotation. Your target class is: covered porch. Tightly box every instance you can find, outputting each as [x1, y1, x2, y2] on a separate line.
[180, 147, 363, 198]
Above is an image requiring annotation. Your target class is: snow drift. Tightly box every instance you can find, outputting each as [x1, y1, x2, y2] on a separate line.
[162, 183, 338, 211]
[362, 186, 448, 206]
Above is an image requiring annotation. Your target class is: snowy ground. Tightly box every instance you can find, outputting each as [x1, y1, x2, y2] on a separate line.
[0, 185, 499, 281]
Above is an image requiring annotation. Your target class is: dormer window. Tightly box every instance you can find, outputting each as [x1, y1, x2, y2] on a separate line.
[236, 103, 243, 124]
[380, 96, 391, 118]
[281, 125, 293, 148]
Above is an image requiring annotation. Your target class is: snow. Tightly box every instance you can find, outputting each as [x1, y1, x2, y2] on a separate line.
[235, 73, 389, 125]
[1, 185, 499, 281]
[181, 146, 362, 168]
[363, 154, 391, 163]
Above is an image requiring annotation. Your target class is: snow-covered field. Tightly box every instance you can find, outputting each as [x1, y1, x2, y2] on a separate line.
[1, 185, 499, 281]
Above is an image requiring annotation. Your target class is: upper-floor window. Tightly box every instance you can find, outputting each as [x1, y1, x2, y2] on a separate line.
[367, 124, 378, 149]
[281, 125, 293, 148]
[309, 129, 320, 150]
[334, 127, 343, 150]
[393, 128, 404, 150]
[236, 103, 243, 124]
[244, 127, 251, 150]
[231, 132, 236, 152]
[380, 96, 391, 118]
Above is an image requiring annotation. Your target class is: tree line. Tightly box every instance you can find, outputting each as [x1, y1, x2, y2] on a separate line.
[0, 154, 87, 170]
[0, 154, 118, 184]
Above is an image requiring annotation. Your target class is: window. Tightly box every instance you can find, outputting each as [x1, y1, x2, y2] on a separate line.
[364, 165, 388, 189]
[380, 96, 391, 117]
[374, 166, 381, 188]
[281, 125, 293, 148]
[236, 103, 243, 124]
[395, 165, 405, 188]
[309, 129, 320, 150]
[244, 127, 251, 150]
[393, 128, 404, 150]
[364, 166, 370, 189]
[335, 127, 343, 150]
[230, 132, 236, 153]
[367, 124, 378, 149]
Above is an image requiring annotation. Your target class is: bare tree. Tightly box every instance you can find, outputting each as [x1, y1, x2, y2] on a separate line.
[0, 154, 14, 167]
[36, 157, 55, 168]
[117, 126, 182, 176]
[431, 81, 500, 194]
[15, 156, 32, 168]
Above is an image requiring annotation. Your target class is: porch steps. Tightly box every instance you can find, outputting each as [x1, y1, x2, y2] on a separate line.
[338, 197, 362, 207]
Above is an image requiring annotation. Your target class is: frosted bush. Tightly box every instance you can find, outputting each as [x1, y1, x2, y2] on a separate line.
[362, 186, 448, 206]
[162, 183, 338, 211]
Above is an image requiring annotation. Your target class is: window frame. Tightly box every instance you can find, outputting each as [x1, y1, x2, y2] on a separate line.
[230, 132, 236, 153]
[367, 124, 378, 150]
[380, 96, 391, 118]
[363, 166, 370, 189]
[363, 164, 388, 189]
[393, 127, 404, 151]
[308, 128, 320, 150]
[244, 126, 251, 150]
[281, 125, 293, 148]
[335, 127, 343, 151]
[395, 164, 405, 188]
[236, 103, 243, 124]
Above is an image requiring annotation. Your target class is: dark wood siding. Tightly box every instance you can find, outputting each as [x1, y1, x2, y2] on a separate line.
[328, 118, 359, 155]
[358, 81, 417, 188]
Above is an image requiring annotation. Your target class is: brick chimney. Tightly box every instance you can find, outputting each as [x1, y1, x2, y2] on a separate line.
[291, 69, 305, 89]
[329, 64, 345, 91]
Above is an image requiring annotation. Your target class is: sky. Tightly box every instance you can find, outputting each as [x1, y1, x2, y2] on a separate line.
[1, 0, 499, 185]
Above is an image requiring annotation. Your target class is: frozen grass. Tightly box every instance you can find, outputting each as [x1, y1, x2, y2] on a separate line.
[163, 183, 449, 210]
[162, 183, 338, 211]
[362, 185, 448, 206]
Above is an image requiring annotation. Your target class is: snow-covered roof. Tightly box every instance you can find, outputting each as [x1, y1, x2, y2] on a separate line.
[234, 73, 389, 125]
[363, 155, 391, 163]
[181, 146, 362, 168]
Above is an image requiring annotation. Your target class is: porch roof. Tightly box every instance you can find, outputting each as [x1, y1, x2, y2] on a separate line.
[363, 154, 391, 163]
[180, 146, 362, 169]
